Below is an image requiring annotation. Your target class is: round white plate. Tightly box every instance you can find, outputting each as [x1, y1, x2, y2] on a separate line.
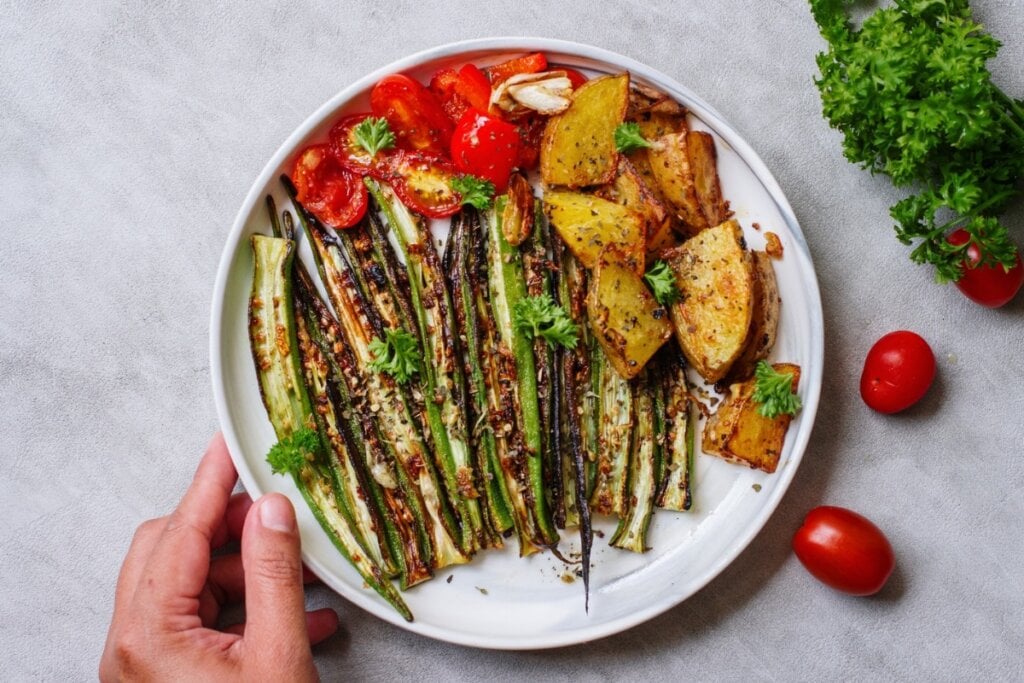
[211, 37, 823, 650]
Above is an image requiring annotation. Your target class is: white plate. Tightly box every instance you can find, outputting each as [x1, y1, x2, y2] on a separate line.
[211, 37, 823, 650]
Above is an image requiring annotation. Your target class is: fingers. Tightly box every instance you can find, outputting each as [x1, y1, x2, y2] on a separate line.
[110, 517, 167, 630]
[139, 434, 238, 611]
[240, 494, 310, 658]
[212, 493, 254, 549]
[222, 608, 339, 645]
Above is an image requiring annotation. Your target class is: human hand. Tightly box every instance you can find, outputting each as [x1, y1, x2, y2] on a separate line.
[100, 433, 338, 681]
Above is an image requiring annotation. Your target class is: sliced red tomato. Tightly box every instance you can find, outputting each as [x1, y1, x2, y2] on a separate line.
[291, 144, 367, 229]
[430, 63, 493, 124]
[328, 113, 388, 176]
[451, 110, 521, 191]
[370, 74, 453, 156]
[562, 67, 589, 89]
[383, 151, 462, 218]
[486, 52, 548, 85]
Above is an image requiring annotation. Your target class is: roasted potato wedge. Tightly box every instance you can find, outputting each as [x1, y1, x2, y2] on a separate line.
[587, 255, 672, 379]
[726, 251, 781, 382]
[646, 131, 708, 234]
[541, 73, 629, 187]
[664, 219, 754, 383]
[687, 131, 728, 227]
[595, 158, 677, 264]
[702, 363, 801, 473]
[544, 190, 644, 275]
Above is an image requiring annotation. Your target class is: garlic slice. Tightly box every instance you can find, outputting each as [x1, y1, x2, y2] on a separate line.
[491, 70, 574, 116]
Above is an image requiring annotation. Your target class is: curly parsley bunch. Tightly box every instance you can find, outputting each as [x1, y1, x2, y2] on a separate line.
[811, 0, 1024, 282]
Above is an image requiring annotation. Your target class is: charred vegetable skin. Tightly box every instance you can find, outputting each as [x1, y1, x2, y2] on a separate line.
[247, 232, 412, 620]
[284, 177, 468, 576]
[366, 179, 488, 554]
[484, 197, 559, 553]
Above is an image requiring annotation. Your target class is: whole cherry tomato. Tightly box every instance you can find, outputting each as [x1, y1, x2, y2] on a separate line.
[429, 63, 493, 124]
[381, 151, 462, 219]
[370, 74, 453, 156]
[793, 506, 895, 596]
[290, 144, 367, 229]
[450, 110, 521, 191]
[860, 330, 935, 414]
[947, 228, 1024, 308]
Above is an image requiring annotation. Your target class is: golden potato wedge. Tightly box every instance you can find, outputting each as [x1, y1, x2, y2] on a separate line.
[646, 131, 708, 234]
[544, 190, 644, 275]
[687, 131, 728, 227]
[587, 255, 672, 379]
[702, 363, 801, 474]
[664, 219, 754, 383]
[595, 158, 677, 264]
[540, 73, 629, 187]
[726, 251, 781, 383]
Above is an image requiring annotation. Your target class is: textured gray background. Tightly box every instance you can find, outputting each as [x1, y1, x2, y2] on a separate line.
[3, 1, 1024, 680]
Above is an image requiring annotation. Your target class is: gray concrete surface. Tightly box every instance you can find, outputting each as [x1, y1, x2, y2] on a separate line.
[2, 1, 1023, 680]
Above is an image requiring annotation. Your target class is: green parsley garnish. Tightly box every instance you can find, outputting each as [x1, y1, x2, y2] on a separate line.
[752, 361, 801, 419]
[266, 428, 320, 475]
[450, 175, 496, 210]
[613, 122, 653, 154]
[353, 117, 396, 157]
[368, 328, 421, 383]
[643, 260, 679, 306]
[512, 294, 579, 349]
[811, 0, 1024, 283]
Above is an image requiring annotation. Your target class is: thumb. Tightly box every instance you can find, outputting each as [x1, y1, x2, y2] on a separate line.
[241, 494, 311, 662]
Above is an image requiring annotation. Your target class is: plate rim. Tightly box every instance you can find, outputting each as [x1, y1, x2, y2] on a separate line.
[210, 36, 824, 650]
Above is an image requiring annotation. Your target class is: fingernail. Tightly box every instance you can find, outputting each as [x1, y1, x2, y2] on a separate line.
[259, 494, 295, 532]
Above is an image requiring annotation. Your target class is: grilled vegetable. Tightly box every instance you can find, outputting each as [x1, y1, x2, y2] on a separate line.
[447, 211, 514, 543]
[485, 196, 559, 553]
[610, 370, 661, 552]
[595, 158, 677, 264]
[687, 130, 728, 227]
[726, 251, 781, 383]
[703, 363, 802, 473]
[554, 234, 594, 607]
[587, 254, 672, 379]
[294, 265, 432, 587]
[366, 179, 487, 554]
[656, 348, 694, 511]
[247, 232, 411, 620]
[541, 73, 629, 187]
[284, 177, 467, 572]
[664, 219, 755, 383]
[588, 348, 633, 517]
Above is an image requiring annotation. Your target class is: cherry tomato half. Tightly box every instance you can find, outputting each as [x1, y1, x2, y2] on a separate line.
[485, 51, 548, 85]
[562, 67, 589, 89]
[450, 110, 521, 191]
[290, 144, 367, 229]
[860, 330, 935, 414]
[328, 113, 389, 176]
[947, 228, 1024, 308]
[429, 63, 493, 124]
[382, 151, 462, 219]
[370, 74, 453, 156]
[793, 506, 895, 596]
[512, 114, 546, 170]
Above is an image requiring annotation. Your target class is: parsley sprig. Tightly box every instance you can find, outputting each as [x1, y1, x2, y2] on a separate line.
[353, 117, 396, 157]
[811, 0, 1024, 282]
[752, 361, 801, 419]
[613, 122, 652, 154]
[266, 428, 321, 475]
[368, 329, 421, 383]
[643, 260, 679, 306]
[450, 175, 496, 210]
[512, 294, 579, 349]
